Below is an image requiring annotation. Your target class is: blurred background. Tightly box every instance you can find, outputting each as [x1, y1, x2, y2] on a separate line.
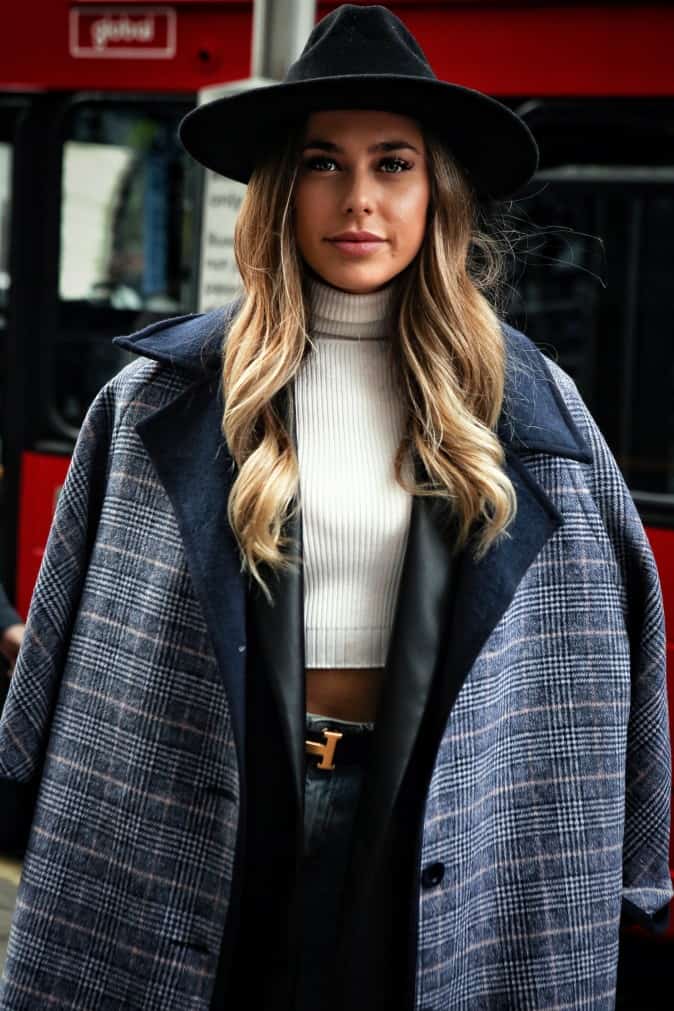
[0, 2, 673, 1006]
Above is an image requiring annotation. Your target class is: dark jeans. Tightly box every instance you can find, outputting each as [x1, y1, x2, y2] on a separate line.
[296, 713, 373, 1010]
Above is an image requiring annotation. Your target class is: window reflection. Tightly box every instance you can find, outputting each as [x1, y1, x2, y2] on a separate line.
[54, 102, 194, 435]
[60, 108, 191, 312]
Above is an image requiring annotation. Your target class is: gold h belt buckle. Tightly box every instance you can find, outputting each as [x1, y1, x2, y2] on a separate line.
[305, 730, 343, 771]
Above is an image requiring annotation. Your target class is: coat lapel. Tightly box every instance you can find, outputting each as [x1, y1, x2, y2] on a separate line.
[119, 309, 306, 816]
[133, 373, 249, 774]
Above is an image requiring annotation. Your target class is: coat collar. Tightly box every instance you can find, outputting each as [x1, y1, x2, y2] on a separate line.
[114, 302, 592, 463]
[114, 302, 592, 873]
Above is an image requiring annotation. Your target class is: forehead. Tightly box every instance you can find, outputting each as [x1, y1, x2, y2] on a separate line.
[301, 108, 424, 144]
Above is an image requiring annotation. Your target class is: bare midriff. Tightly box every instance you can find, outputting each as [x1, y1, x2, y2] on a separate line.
[305, 667, 385, 723]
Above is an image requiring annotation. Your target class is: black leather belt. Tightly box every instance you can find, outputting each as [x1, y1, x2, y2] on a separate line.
[305, 728, 373, 770]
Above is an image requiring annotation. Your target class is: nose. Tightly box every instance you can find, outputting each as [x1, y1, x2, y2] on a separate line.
[340, 166, 374, 216]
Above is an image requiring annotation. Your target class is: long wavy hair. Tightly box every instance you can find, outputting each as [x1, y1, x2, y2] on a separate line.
[222, 118, 520, 603]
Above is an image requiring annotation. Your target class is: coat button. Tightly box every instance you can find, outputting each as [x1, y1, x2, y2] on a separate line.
[421, 862, 445, 889]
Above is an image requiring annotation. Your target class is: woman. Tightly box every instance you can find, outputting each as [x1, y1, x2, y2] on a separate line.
[0, 5, 671, 1011]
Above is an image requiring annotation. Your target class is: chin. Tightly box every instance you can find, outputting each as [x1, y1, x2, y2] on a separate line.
[318, 268, 399, 295]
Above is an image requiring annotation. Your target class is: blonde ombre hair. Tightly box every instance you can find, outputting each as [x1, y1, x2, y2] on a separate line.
[222, 120, 519, 603]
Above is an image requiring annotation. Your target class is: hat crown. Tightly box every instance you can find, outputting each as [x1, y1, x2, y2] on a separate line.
[285, 4, 437, 84]
[178, 2, 539, 198]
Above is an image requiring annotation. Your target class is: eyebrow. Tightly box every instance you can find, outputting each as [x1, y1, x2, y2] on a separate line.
[301, 138, 421, 155]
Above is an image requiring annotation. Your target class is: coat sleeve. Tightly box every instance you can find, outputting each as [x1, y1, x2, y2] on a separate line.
[0, 380, 115, 799]
[544, 357, 673, 932]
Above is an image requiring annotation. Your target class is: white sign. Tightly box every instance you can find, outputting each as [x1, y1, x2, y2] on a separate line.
[195, 77, 276, 312]
[69, 6, 176, 60]
[198, 172, 246, 311]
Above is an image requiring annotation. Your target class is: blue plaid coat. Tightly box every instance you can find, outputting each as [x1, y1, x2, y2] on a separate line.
[0, 302, 671, 1010]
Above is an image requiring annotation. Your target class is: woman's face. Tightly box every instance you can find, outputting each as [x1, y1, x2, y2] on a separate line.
[293, 109, 430, 294]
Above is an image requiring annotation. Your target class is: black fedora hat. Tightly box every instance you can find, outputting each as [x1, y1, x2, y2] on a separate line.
[179, 3, 539, 199]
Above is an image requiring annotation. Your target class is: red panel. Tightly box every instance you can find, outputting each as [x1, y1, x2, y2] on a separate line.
[669, 640, 674, 885]
[325, 3, 674, 96]
[15, 452, 71, 620]
[0, 3, 251, 93]
[0, 3, 673, 95]
[73, 1, 243, 5]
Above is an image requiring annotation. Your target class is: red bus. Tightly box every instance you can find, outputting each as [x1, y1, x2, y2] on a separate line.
[0, 1, 673, 999]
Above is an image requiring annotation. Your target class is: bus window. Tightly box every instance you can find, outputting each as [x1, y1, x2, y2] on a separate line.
[0, 142, 10, 324]
[504, 184, 604, 398]
[54, 99, 195, 435]
[0, 98, 20, 495]
[59, 105, 193, 313]
[508, 98, 674, 509]
[0, 139, 10, 512]
[625, 190, 674, 497]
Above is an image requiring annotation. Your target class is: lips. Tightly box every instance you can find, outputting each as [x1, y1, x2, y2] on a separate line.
[327, 231, 387, 257]
[328, 231, 385, 242]
[328, 239, 385, 256]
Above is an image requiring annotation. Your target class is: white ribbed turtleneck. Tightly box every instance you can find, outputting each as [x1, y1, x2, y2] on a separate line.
[294, 274, 413, 668]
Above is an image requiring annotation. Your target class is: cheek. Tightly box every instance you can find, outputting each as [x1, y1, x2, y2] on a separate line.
[392, 183, 430, 251]
[293, 183, 326, 245]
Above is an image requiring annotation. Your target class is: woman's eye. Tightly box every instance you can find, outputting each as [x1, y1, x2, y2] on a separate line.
[303, 156, 337, 171]
[379, 156, 413, 173]
[301, 155, 413, 173]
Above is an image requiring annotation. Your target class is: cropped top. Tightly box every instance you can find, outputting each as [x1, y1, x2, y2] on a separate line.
[294, 274, 413, 668]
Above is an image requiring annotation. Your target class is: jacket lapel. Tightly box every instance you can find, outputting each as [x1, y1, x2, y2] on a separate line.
[347, 453, 564, 877]
[245, 385, 306, 811]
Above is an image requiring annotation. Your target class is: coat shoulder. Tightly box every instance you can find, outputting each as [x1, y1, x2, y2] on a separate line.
[537, 353, 606, 474]
[501, 319, 580, 406]
[536, 351, 582, 403]
[101, 356, 196, 430]
[501, 319, 597, 462]
[111, 300, 242, 374]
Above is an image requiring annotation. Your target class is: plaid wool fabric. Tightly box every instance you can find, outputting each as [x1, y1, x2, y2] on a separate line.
[414, 359, 672, 1009]
[0, 361, 240, 1009]
[0, 307, 670, 1010]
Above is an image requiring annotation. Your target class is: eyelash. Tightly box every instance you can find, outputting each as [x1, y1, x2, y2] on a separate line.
[302, 155, 413, 174]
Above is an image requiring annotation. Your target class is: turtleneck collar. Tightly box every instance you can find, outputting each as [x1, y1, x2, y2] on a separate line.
[307, 273, 399, 340]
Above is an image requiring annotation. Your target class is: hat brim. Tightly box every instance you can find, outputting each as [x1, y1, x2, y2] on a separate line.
[178, 74, 539, 200]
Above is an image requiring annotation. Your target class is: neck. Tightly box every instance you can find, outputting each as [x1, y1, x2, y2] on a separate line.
[307, 273, 399, 341]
